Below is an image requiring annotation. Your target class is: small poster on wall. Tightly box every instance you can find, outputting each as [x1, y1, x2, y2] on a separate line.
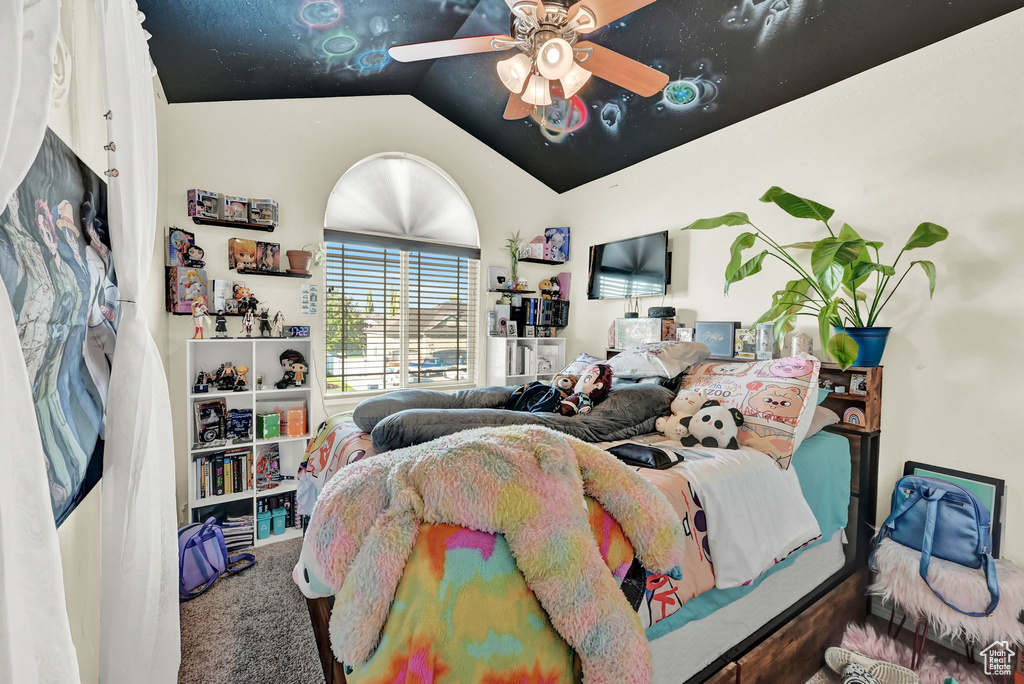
[301, 284, 318, 315]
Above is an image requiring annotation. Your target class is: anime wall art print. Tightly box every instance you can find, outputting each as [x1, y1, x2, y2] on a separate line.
[0, 128, 119, 526]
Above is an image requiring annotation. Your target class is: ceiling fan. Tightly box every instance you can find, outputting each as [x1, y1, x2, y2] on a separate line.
[388, 0, 669, 120]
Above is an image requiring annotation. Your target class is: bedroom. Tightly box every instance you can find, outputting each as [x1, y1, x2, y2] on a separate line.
[2, 0, 1022, 683]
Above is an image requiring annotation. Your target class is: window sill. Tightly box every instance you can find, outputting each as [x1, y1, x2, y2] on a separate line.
[323, 382, 480, 411]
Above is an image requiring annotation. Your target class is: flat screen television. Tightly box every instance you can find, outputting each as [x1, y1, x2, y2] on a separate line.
[587, 231, 670, 300]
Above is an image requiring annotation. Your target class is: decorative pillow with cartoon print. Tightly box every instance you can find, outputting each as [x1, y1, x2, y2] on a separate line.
[678, 355, 820, 469]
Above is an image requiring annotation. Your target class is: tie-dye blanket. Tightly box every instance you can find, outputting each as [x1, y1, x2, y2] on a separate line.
[340, 498, 637, 684]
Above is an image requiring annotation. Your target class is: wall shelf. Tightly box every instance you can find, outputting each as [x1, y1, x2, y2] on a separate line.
[518, 257, 568, 266]
[236, 268, 312, 279]
[488, 289, 535, 294]
[191, 216, 275, 232]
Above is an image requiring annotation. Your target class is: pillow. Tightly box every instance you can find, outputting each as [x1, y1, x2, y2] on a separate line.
[817, 389, 830, 405]
[559, 352, 602, 378]
[608, 341, 710, 379]
[612, 373, 686, 392]
[679, 355, 820, 469]
[805, 406, 841, 440]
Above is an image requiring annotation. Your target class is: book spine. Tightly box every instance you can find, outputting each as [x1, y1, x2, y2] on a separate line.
[234, 455, 242, 493]
[215, 456, 224, 496]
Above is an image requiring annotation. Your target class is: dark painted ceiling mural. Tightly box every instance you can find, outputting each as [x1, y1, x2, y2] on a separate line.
[139, 0, 1023, 192]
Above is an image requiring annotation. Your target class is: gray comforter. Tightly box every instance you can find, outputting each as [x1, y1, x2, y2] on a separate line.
[353, 383, 675, 452]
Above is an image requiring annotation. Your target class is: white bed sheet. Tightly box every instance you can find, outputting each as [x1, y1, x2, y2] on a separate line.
[650, 531, 846, 684]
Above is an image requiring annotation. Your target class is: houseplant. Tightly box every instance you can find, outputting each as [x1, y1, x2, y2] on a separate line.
[286, 242, 325, 274]
[506, 230, 524, 284]
[682, 186, 948, 369]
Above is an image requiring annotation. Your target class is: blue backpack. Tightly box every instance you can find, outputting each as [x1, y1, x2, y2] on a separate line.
[505, 381, 564, 413]
[178, 518, 256, 602]
[870, 475, 999, 617]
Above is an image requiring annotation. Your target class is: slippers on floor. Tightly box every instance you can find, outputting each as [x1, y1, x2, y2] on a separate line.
[825, 647, 921, 684]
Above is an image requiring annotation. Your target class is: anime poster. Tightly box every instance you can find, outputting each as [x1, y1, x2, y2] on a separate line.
[0, 128, 119, 526]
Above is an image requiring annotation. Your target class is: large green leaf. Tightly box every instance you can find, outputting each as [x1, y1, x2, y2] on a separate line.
[827, 332, 859, 370]
[838, 223, 861, 240]
[849, 260, 896, 284]
[724, 232, 757, 292]
[841, 285, 867, 302]
[817, 301, 837, 357]
[911, 260, 937, 297]
[727, 251, 769, 293]
[683, 212, 751, 231]
[781, 241, 819, 250]
[773, 313, 796, 343]
[759, 186, 835, 222]
[782, 279, 812, 314]
[903, 222, 948, 250]
[812, 238, 864, 297]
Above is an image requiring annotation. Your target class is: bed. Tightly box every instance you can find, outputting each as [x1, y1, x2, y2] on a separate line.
[300, 358, 881, 684]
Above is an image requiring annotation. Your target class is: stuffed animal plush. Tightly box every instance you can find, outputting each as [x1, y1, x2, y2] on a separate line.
[680, 400, 744, 449]
[560, 363, 613, 416]
[655, 389, 705, 441]
[551, 373, 579, 393]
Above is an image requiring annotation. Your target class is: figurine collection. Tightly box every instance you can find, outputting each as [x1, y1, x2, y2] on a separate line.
[193, 362, 249, 393]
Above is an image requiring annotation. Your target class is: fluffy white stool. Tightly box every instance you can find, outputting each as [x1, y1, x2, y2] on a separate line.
[869, 538, 1024, 669]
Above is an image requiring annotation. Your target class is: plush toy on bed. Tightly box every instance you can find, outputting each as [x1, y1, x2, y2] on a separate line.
[680, 399, 744, 449]
[655, 389, 705, 441]
[559, 363, 613, 416]
[551, 372, 578, 393]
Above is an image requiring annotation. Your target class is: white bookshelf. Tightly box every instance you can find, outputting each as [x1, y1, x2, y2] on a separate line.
[186, 337, 313, 548]
[486, 336, 566, 386]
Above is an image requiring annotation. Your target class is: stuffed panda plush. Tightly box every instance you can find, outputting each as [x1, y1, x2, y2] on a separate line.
[680, 400, 744, 449]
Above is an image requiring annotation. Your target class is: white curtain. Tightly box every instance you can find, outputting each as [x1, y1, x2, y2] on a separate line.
[96, 1, 180, 682]
[0, 2, 81, 683]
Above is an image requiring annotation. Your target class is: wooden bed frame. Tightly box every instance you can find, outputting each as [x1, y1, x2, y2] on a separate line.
[306, 364, 882, 684]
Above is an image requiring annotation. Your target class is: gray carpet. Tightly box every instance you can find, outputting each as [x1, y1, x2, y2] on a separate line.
[179, 537, 322, 684]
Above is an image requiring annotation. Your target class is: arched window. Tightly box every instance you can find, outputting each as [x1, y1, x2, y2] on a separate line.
[323, 153, 480, 394]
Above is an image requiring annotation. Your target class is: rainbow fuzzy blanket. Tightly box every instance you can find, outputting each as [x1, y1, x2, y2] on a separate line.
[294, 425, 687, 684]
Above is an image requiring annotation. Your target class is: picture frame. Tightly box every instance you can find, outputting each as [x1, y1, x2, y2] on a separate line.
[850, 373, 868, 396]
[695, 321, 740, 357]
[675, 327, 695, 343]
[506, 321, 518, 338]
[524, 325, 536, 337]
[903, 461, 1005, 558]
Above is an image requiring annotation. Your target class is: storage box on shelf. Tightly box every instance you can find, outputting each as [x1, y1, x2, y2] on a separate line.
[486, 337, 566, 386]
[187, 337, 312, 548]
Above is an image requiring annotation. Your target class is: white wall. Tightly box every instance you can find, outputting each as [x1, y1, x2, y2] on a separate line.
[557, 10, 1024, 564]
[46, 1, 171, 680]
[158, 95, 568, 517]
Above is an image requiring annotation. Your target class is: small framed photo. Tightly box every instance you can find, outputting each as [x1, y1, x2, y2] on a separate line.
[675, 327, 695, 343]
[850, 373, 868, 396]
[734, 328, 757, 359]
[506, 321, 519, 338]
[524, 325, 536, 337]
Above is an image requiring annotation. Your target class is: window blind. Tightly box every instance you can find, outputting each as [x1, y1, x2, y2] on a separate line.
[324, 240, 478, 394]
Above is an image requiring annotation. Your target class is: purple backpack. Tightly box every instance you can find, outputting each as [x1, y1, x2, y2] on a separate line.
[178, 518, 255, 602]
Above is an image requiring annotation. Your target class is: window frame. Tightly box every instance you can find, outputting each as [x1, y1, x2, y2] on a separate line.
[323, 236, 479, 399]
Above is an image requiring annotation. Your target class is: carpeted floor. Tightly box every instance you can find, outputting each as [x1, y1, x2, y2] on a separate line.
[179, 537, 322, 684]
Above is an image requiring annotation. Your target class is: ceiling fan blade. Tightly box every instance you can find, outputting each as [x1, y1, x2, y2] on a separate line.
[567, 0, 658, 33]
[574, 41, 668, 97]
[503, 92, 534, 120]
[389, 35, 515, 63]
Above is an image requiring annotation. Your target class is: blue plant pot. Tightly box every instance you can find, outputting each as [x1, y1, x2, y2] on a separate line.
[835, 327, 891, 367]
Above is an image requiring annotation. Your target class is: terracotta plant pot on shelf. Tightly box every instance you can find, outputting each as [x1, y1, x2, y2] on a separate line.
[286, 250, 313, 274]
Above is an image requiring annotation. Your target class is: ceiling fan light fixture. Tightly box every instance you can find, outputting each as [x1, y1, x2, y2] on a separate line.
[559, 62, 592, 98]
[536, 37, 574, 80]
[496, 53, 533, 93]
[522, 74, 552, 106]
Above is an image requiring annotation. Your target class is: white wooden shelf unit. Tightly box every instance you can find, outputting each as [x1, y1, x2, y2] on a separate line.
[186, 337, 312, 548]
[486, 336, 566, 386]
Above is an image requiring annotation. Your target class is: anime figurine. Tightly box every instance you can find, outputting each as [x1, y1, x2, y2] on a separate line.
[233, 365, 249, 392]
[241, 309, 255, 337]
[258, 308, 272, 337]
[183, 269, 204, 301]
[272, 311, 286, 338]
[235, 285, 259, 315]
[275, 349, 307, 389]
[214, 362, 236, 391]
[193, 370, 213, 393]
[191, 297, 211, 339]
[185, 244, 206, 268]
[214, 310, 228, 338]
[229, 237, 258, 270]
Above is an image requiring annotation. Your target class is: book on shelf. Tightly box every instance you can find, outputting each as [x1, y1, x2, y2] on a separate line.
[193, 447, 254, 501]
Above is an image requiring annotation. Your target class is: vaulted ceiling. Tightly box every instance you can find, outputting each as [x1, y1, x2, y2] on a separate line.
[139, 0, 1022, 193]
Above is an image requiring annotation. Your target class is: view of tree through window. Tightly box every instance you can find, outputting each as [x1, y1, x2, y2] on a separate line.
[324, 241, 478, 393]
